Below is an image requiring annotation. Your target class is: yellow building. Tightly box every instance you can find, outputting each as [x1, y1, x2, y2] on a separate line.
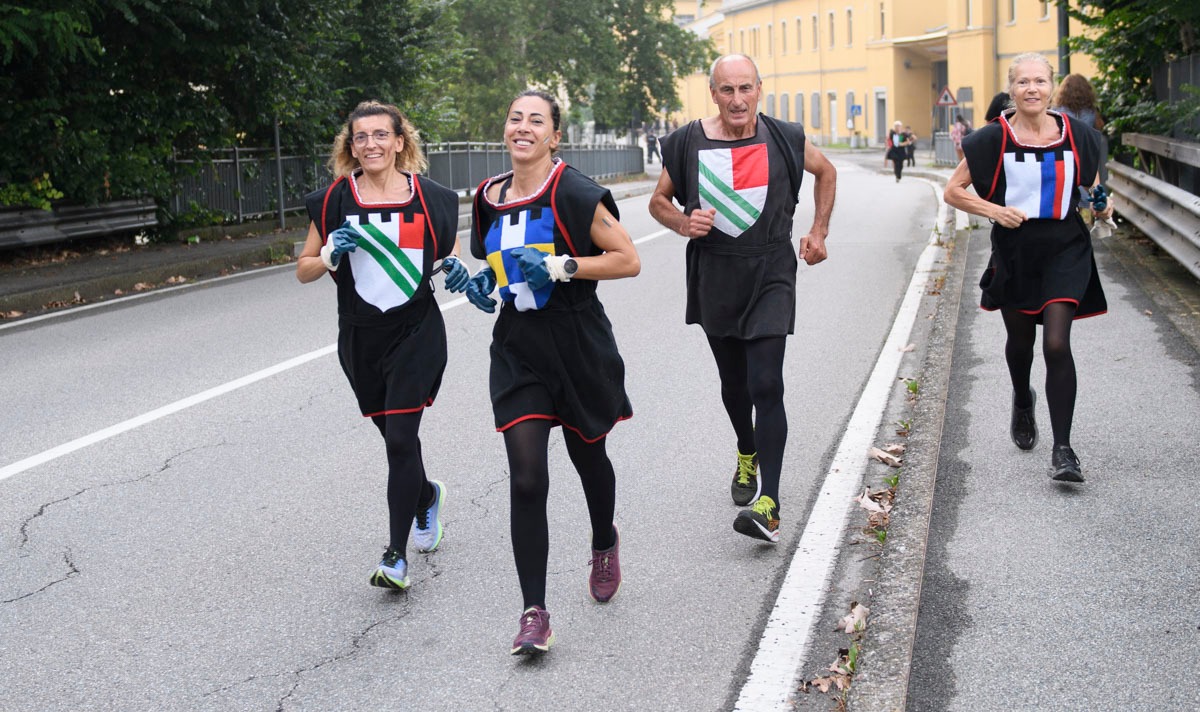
[671, 0, 1098, 147]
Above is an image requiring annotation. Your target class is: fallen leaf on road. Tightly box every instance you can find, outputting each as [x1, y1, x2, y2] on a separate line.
[1, 310, 23, 319]
[855, 487, 892, 514]
[165, 275, 188, 284]
[1144, 309, 1153, 316]
[113, 289, 124, 296]
[835, 602, 870, 633]
[882, 443, 906, 455]
[899, 343, 915, 352]
[869, 446, 902, 467]
[133, 282, 154, 291]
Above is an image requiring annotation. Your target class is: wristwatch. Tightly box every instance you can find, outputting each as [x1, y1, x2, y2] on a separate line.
[563, 257, 579, 278]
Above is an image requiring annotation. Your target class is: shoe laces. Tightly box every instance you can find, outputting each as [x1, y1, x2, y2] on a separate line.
[518, 607, 545, 637]
[736, 452, 757, 486]
[381, 547, 403, 568]
[590, 550, 616, 581]
[415, 504, 430, 530]
[751, 495, 777, 517]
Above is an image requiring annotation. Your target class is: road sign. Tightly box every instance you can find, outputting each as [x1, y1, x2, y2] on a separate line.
[850, 104, 863, 116]
[936, 86, 957, 106]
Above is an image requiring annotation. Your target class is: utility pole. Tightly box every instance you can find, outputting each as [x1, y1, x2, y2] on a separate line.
[1057, 3, 1071, 76]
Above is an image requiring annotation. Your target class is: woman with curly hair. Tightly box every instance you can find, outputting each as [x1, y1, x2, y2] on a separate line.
[1052, 74, 1108, 183]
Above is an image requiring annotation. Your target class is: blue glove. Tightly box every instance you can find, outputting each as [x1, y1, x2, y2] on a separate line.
[465, 267, 497, 313]
[441, 256, 469, 293]
[509, 246, 551, 290]
[321, 221, 360, 269]
[1089, 185, 1108, 212]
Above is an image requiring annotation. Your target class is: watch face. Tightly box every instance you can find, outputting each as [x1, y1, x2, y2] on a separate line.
[565, 257, 578, 275]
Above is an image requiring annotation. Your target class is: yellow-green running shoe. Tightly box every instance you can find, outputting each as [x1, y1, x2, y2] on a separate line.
[733, 495, 780, 543]
[730, 451, 760, 506]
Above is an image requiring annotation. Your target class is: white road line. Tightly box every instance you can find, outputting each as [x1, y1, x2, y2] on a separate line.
[734, 180, 949, 710]
[0, 224, 671, 484]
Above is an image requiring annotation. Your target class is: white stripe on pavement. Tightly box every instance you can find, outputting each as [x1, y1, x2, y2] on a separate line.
[734, 180, 949, 710]
[0, 226, 675, 483]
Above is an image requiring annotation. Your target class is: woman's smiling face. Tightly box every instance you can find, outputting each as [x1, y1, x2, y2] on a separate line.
[351, 114, 400, 172]
[504, 94, 559, 160]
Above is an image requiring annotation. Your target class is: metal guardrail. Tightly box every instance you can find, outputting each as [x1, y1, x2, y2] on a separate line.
[0, 199, 158, 250]
[933, 131, 958, 166]
[1110, 133, 1200, 280]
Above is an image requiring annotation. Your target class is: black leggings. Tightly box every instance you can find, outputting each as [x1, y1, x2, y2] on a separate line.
[893, 159, 905, 180]
[1001, 302, 1078, 447]
[371, 412, 435, 556]
[504, 419, 617, 610]
[706, 335, 788, 508]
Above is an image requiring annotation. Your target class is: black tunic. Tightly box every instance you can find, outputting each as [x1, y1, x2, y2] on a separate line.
[658, 114, 807, 339]
[470, 160, 633, 442]
[962, 110, 1107, 321]
[304, 171, 459, 416]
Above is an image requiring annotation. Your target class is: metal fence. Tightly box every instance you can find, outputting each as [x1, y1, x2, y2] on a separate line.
[172, 142, 643, 226]
[933, 131, 957, 166]
[1110, 133, 1200, 280]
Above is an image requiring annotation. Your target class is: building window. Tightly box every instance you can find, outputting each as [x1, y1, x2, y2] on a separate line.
[1008, 0, 1016, 22]
[828, 12, 835, 48]
[796, 17, 803, 52]
[768, 23, 773, 55]
[966, 0, 973, 27]
[781, 21, 787, 54]
[812, 15, 818, 50]
[811, 94, 822, 128]
[796, 94, 805, 125]
[728, 32, 734, 53]
[781, 93, 790, 121]
[1040, 1, 1050, 19]
[880, 2, 885, 37]
[766, 94, 776, 117]
[847, 9, 853, 45]
[740, 29, 745, 52]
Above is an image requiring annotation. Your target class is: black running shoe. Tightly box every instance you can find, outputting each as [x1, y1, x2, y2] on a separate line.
[730, 451, 760, 506]
[1050, 445, 1084, 482]
[1011, 389, 1038, 450]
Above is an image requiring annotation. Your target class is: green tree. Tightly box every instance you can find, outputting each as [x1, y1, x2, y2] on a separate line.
[1067, 0, 1200, 139]
[450, 0, 712, 141]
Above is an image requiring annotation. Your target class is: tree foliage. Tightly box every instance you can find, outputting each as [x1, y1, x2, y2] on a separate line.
[1067, 0, 1200, 138]
[0, 0, 460, 213]
[448, 0, 714, 140]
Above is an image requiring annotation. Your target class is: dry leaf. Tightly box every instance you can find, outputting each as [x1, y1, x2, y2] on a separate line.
[132, 282, 154, 291]
[899, 343, 915, 352]
[165, 275, 188, 284]
[1143, 309, 1153, 316]
[1, 310, 23, 319]
[113, 289, 124, 296]
[855, 487, 891, 514]
[869, 446, 902, 467]
[882, 443, 906, 455]
[835, 602, 870, 633]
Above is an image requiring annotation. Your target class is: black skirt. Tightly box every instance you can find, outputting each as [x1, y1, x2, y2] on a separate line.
[489, 295, 632, 442]
[338, 294, 447, 416]
[979, 214, 1107, 322]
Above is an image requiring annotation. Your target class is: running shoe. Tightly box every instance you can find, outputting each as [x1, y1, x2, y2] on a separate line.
[1050, 445, 1084, 483]
[369, 547, 409, 589]
[1011, 389, 1038, 450]
[589, 525, 621, 603]
[730, 451, 761, 506]
[412, 479, 446, 553]
[733, 495, 780, 543]
[510, 606, 555, 655]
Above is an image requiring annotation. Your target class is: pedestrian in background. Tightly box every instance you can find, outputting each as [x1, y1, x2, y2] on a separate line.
[650, 54, 837, 544]
[985, 92, 1011, 123]
[943, 52, 1111, 483]
[464, 89, 640, 655]
[646, 131, 659, 164]
[886, 120, 911, 181]
[949, 113, 972, 162]
[1053, 74, 1109, 184]
[296, 101, 467, 590]
[904, 125, 918, 167]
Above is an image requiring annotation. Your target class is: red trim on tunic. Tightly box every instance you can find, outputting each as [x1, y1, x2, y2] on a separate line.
[495, 412, 633, 444]
[362, 398, 433, 418]
[980, 298, 1106, 320]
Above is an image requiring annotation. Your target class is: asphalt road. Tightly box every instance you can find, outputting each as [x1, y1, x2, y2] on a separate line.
[0, 160, 940, 711]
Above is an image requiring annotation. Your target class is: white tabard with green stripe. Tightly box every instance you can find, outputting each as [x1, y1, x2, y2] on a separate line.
[345, 214, 425, 311]
[697, 145, 769, 238]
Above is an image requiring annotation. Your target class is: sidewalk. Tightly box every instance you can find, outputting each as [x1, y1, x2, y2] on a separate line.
[0, 169, 663, 321]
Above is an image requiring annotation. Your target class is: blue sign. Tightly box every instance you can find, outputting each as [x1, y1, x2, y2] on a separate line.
[850, 104, 863, 116]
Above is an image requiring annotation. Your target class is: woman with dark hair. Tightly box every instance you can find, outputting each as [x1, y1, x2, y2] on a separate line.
[1053, 74, 1109, 183]
[464, 89, 641, 655]
[296, 101, 468, 590]
[985, 92, 1011, 123]
[944, 53, 1113, 483]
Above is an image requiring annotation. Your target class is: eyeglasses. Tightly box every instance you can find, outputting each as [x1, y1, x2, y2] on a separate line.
[352, 130, 393, 146]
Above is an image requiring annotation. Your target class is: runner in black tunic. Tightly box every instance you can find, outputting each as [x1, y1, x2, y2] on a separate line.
[945, 53, 1112, 483]
[650, 54, 837, 544]
[297, 101, 468, 590]
[464, 90, 640, 656]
